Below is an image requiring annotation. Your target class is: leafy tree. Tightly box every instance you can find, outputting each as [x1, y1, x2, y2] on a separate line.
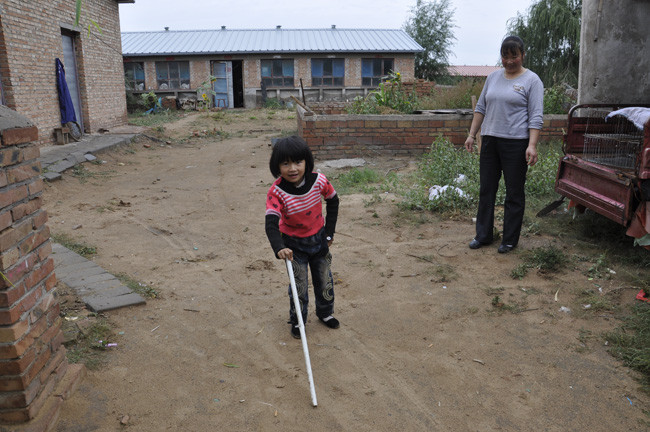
[403, 0, 456, 82]
[507, 0, 581, 87]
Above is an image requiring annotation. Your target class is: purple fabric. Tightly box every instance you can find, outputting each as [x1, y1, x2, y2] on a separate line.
[56, 58, 76, 124]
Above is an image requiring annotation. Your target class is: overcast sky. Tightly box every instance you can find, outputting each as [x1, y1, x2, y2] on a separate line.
[119, 0, 536, 66]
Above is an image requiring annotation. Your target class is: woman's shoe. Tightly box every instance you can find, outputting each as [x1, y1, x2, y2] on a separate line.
[469, 239, 489, 249]
[497, 244, 515, 254]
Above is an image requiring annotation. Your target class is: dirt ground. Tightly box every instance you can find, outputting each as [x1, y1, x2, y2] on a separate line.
[45, 110, 650, 431]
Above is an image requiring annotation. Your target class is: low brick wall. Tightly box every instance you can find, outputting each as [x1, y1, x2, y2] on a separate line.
[297, 103, 567, 159]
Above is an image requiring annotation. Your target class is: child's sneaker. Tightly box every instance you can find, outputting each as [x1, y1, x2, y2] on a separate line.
[290, 324, 301, 339]
[319, 316, 340, 329]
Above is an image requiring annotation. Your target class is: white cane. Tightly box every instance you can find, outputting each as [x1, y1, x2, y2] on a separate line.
[285, 258, 318, 407]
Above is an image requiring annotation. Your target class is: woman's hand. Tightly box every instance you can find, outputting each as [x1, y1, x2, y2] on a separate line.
[464, 136, 475, 152]
[277, 248, 293, 261]
[526, 145, 538, 166]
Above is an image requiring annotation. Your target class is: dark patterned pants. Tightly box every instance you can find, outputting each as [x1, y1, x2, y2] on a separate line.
[283, 229, 334, 325]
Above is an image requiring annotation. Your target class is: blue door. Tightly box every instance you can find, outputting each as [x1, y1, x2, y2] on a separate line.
[211, 62, 231, 108]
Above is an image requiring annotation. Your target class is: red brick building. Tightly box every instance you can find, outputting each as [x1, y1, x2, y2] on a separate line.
[0, 0, 134, 146]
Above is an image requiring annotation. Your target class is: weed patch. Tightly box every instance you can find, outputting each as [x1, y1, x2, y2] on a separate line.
[63, 314, 115, 370]
[516, 245, 568, 277]
[334, 167, 385, 195]
[116, 273, 159, 298]
[52, 233, 97, 258]
[128, 110, 183, 127]
[605, 303, 650, 391]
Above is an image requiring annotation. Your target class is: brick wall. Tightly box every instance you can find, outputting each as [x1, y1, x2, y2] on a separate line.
[0, 106, 73, 427]
[0, 0, 128, 145]
[297, 104, 568, 159]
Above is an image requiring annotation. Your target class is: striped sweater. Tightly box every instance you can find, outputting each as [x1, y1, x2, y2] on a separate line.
[265, 172, 339, 256]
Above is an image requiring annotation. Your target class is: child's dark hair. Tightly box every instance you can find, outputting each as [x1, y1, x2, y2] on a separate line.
[500, 35, 525, 57]
[269, 136, 315, 178]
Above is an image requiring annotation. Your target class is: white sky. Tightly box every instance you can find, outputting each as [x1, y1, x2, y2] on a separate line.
[118, 0, 536, 66]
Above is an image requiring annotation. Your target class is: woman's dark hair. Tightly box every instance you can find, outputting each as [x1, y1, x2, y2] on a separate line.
[269, 135, 315, 178]
[500, 35, 525, 57]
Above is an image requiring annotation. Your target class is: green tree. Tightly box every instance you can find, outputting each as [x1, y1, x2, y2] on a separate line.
[403, 0, 456, 82]
[507, 0, 581, 87]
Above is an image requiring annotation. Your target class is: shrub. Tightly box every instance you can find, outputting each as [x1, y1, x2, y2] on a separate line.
[347, 71, 416, 114]
[544, 84, 575, 114]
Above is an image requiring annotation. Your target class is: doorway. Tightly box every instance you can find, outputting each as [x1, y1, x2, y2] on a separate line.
[232, 60, 243, 108]
[61, 31, 83, 131]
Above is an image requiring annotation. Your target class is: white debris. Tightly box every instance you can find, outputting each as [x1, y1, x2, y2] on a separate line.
[428, 185, 467, 201]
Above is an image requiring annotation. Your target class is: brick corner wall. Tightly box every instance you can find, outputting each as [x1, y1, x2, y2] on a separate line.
[0, 106, 74, 428]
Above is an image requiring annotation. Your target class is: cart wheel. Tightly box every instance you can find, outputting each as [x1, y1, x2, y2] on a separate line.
[65, 121, 82, 142]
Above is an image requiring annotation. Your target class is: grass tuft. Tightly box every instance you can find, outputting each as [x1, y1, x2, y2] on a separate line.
[605, 303, 650, 390]
[51, 233, 97, 258]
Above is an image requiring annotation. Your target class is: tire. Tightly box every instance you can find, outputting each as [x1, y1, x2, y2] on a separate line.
[65, 121, 82, 142]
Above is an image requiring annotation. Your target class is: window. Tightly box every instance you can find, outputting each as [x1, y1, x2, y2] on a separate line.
[362, 58, 394, 87]
[261, 59, 294, 87]
[155, 61, 190, 90]
[124, 62, 145, 91]
[311, 58, 344, 86]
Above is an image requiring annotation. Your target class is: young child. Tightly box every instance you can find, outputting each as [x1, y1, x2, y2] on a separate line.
[265, 136, 340, 339]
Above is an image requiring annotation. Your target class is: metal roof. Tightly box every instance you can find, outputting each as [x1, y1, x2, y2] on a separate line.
[121, 28, 424, 56]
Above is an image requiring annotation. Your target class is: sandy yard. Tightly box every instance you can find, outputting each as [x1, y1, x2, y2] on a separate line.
[43, 109, 650, 431]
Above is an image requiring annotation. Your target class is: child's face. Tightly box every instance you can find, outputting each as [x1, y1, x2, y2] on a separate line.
[279, 159, 306, 185]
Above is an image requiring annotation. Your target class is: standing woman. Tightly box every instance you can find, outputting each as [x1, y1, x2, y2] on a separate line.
[464, 35, 544, 253]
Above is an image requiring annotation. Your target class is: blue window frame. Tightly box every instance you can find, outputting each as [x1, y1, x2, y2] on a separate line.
[311, 58, 344, 86]
[124, 62, 145, 91]
[155, 61, 190, 90]
[261, 59, 294, 87]
[362, 58, 394, 87]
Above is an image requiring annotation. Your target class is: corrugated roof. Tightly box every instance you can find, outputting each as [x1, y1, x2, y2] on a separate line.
[449, 65, 502, 77]
[121, 28, 424, 56]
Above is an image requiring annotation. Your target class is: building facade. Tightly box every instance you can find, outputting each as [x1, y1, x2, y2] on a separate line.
[0, 0, 133, 146]
[121, 27, 423, 109]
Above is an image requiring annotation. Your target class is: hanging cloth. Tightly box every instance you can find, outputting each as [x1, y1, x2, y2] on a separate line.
[56, 58, 77, 124]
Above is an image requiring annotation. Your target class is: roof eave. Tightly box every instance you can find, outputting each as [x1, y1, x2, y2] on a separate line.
[123, 49, 423, 56]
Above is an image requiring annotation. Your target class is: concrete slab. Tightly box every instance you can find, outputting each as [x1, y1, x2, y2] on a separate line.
[53, 260, 99, 278]
[52, 243, 146, 311]
[64, 272, 118, 288]
[42, 172, 62, 181]
[68, 152, 88, 164]
[83, 293, 146, 312]
[38, 132, 138, 180]
[79, 284, 133, 298]
[47, 159, 76, 173]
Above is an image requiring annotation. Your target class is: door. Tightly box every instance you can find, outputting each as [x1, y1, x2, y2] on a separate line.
[61, 33, 83, 130]
[211, 61, 233, 109]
